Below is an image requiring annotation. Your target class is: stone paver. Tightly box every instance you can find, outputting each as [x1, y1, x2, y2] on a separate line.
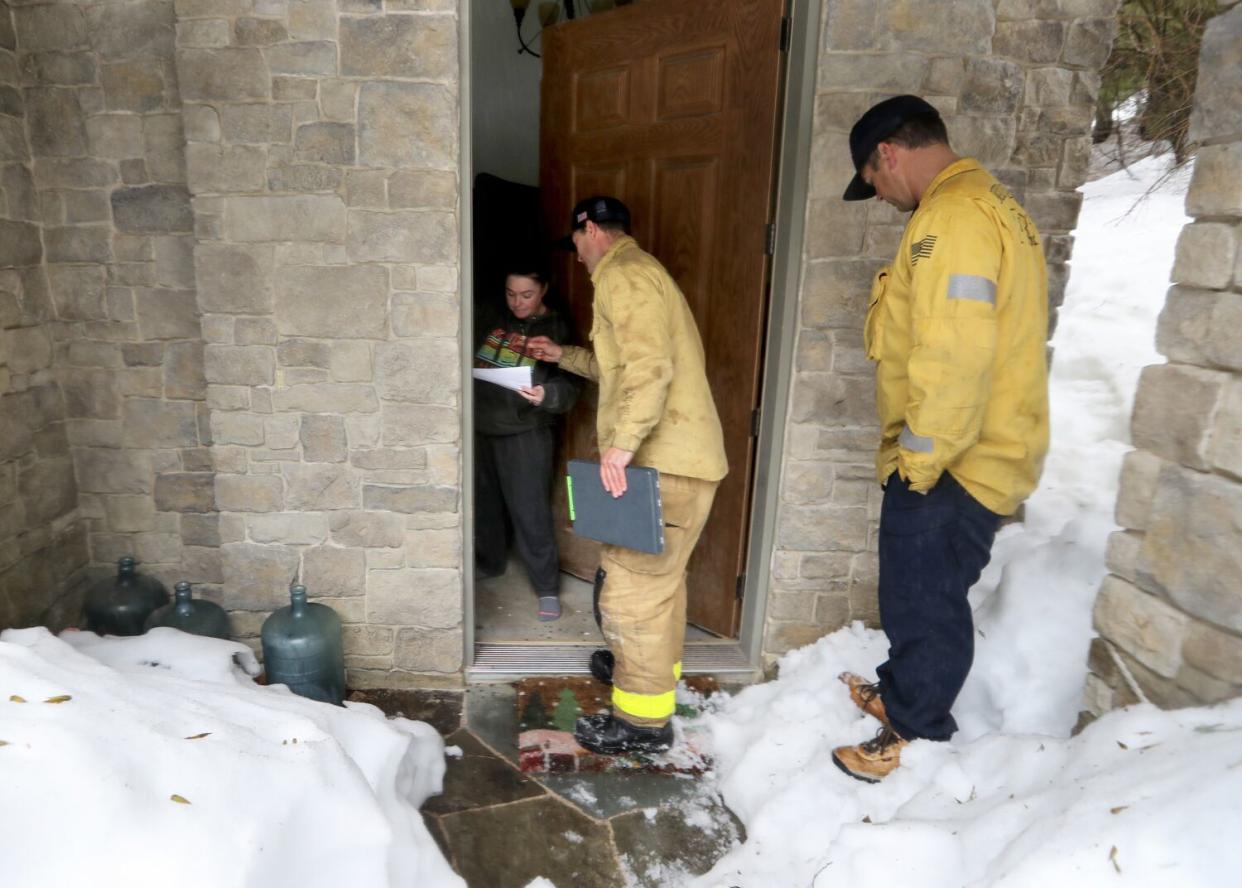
[360, 685, 743, 887]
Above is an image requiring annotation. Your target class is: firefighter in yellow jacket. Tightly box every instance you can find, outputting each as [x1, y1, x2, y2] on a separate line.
[831, 97, 1050, 782]
[528, 196, 727, 755]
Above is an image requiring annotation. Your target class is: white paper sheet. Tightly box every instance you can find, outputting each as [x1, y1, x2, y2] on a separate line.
[471, 365, 532, 392]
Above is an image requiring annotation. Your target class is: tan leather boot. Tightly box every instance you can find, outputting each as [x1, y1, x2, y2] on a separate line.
[832, 726, 908, 783]
[838, 671, 890, 727]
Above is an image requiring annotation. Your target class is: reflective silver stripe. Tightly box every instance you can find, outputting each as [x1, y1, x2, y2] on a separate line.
[899, 425, 934, 453]
[947, 274, 996, 304]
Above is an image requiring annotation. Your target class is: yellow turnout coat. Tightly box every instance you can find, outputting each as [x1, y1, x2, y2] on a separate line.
[866, 158, 1049, 516]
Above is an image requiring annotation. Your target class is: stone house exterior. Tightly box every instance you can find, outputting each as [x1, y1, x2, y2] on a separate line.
[2, 0, 1123, 689]
[1085, 0, 1242, 716]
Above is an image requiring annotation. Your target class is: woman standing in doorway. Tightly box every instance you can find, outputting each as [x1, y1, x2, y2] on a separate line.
[473, 260, 581, 621]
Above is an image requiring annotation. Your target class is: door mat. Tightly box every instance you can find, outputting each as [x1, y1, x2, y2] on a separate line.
[515, 675, 717, 775]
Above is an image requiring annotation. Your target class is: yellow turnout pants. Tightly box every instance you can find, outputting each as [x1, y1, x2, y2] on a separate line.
[599, 473, 718, 728]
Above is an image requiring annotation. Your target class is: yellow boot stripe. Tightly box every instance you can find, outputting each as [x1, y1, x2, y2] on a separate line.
[612, 686, 676, 721]
[673, 661, 682, 681]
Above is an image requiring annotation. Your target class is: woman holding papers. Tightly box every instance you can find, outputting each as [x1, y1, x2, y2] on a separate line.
[473, 260, 581, 621]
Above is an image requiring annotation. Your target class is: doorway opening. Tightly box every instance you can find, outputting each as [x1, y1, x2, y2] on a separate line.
[464, 0, 793, 677]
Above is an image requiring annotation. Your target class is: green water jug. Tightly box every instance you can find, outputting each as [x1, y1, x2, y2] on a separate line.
[260, 584, 346, 705]
[144, 581, 230, 639]
[83, 556, 170, 636]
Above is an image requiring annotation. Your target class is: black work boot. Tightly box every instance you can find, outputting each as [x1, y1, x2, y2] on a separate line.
[589, 648, 615, 685]
[574, 714, 673, 755]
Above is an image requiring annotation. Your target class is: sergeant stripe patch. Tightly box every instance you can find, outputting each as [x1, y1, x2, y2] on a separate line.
[910, 236, 937, 265]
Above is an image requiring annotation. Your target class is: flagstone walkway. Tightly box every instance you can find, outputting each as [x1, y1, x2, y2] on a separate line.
[350, 685, 744, 888]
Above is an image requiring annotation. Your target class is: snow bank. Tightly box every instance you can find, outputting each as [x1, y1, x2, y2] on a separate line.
[693, 623, 1242, 887]
[687, 157, 1228, 886]
[0, 627, 464, 888]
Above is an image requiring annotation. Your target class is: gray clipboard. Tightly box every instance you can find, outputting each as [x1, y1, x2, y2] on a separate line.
[566, 459, 664, 554]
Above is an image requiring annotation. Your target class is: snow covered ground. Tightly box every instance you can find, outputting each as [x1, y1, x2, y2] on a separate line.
[1, 155, 1227, 888]
[0, 627, 464, 888]
[686, 156, 1242, 887]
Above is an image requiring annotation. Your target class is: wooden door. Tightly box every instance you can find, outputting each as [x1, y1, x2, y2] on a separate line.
[541, 0, 785, 637]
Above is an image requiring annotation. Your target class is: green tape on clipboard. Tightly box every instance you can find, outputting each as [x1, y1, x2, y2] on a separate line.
[566, 475, 575, 521]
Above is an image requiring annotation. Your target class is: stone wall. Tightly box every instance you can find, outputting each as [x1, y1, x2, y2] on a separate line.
[8, 0, 208, 605]
[1085, 0, 1242, 715]
[174, 0, 462, 685]
[1, 0, 88, 629]
[763, 0, 1117, 661]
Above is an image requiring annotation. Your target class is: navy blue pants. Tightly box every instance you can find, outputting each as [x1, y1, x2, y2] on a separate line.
[876, 472, 1002, 742]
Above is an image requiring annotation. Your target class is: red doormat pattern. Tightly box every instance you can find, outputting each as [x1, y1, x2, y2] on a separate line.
[515, 675, 717, 775]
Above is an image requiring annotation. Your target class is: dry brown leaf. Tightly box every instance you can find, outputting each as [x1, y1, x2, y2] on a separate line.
[9, 695, 26, 703]
[43, 695, 72, 704]
[1110, 805, 1128, 815]
[170, 794, 191, 805]
[0, 740, 9, 747]
[1109, 845, 1122, 874]
[184, 732, 211, 740]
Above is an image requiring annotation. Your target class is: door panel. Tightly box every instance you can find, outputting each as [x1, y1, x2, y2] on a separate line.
[541, 0, 785, 637]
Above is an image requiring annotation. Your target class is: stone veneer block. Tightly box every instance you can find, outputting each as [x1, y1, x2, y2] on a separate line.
[357, 82, 456, 169]
[1187, 4, 1242, 143]
[374, 341, 459, 405]
[1187, 143, 1242, 217]
[346, 210, 456, 264]
[1105, 530, 1142, 584]
[204, 345, 276, 387]
[272, 384, 380, 414]
[224, 194, 346, 242]
[340, 14, 457, 79]
[1181, 619, 1242, 685]
[18, 458, 77, 526]
[1139, 464, 1242, 633]
[246, 512, 330, 545]
[1130, 363, 1230, 470]
[303, 545, 366, 597]
[394, 626, 462, 674]
[1170, 223, 1238, 291]
[219, 542, 300, 610]
[362, 484, 457, 514]
[103, 61, 166, 113]
[215, 474, 284, 512]
[177, 48, 270, 102]
[1115, 449, 1163, 531]
[194, 242, 275, 315]
[294, 122, 355, 165]
[186, 143, 268, 194]
[112, 185, 194, 233]
[367, 568, 461, 628]
[154, 472, 216, 513]
[1156, 287, 1242, 373]
[274, 265, 387, 338]
[1209, 379, 1242, 480]
[1093, 574, 1189, 679]
[75, 449, 152, 494]
[122, 398, 200, 448]
[329, 511, 406, 549]
[283, 464, 361, 511]
[0, 220, 43, 267]
[381, 404, 459, 445]
[264, 41, 338, 77]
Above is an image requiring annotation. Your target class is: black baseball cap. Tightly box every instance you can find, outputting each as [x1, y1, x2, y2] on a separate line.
[555, 195, 631, 249]
[843, 95, 942, 201]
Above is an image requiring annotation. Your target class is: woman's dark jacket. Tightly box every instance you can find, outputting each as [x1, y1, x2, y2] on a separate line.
[473, 304, 581, 437]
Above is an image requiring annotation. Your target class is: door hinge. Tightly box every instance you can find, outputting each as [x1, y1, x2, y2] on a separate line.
[764, 222, 776, 256]
[750, 407, 761, 437]
[736, 573, 746, 600]
[779, 16, 791, 53]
